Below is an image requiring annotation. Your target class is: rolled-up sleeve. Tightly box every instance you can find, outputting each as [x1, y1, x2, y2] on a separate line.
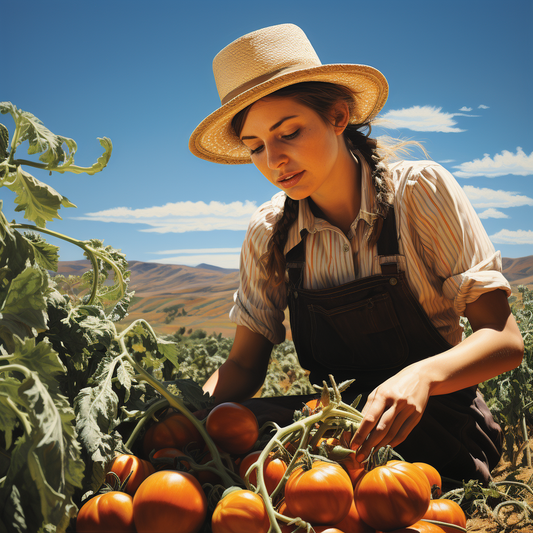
[397, 161, 511, 318]
[229, 195, 288, 344]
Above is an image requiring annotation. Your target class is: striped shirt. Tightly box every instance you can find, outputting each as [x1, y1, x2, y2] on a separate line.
[229, 154, 511, 346]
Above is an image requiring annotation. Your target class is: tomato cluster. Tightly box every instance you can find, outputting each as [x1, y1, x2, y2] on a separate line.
[74, 400, 467, 533]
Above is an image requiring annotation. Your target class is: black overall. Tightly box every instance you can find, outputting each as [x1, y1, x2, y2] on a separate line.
[243, 209, 502, 484]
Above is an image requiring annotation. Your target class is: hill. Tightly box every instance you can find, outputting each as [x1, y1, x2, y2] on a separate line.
[55, 255, 533, 337]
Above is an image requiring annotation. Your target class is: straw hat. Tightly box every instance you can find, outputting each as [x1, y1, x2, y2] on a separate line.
[189, 23, 388, 165]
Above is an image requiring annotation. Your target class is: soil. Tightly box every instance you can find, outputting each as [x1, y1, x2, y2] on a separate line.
[463, 437, 532, 532]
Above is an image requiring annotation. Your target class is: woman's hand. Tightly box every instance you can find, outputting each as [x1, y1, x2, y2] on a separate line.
[351, 365, 432, 462]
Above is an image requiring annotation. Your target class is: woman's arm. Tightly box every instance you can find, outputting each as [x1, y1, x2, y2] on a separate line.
[203, 324, 274, 404]
[351, 289, 524, 462]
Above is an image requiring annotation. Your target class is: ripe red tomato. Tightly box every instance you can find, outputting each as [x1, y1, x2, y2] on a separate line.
[239, 450, 288, 494]
[143, 412, 204, 456]
[151, 447, 190, 471]
[378, 520, 446, 533]
[334, 498, 375, 533]
[206, 402, 259, 455]
[422, 499, 467, 533]
[284, 460, 353, 525]
[76, 491, 135, 533]
[133, 470, 207, 533]
[211, 489, 270, 533]
[106, 454, 155, 495]
[354, 460, 431, 531]
[414, 462, 442, 498]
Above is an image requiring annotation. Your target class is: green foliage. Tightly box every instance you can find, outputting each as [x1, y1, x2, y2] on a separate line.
[0, 103, 209, 533]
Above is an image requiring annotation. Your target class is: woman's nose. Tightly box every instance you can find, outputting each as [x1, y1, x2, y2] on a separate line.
[266, 144, 289, 169]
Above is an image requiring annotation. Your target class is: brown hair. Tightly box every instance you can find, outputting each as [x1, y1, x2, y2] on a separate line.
[232, 82, 395, 292]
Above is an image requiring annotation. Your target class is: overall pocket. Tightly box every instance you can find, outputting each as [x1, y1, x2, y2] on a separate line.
[308, 292, 408, 372]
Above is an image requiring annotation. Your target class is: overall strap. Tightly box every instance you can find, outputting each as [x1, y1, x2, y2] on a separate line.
[285, 229, 308, 289]
[377, 207, 400, 275]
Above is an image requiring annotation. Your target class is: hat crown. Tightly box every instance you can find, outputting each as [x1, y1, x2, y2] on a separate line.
[213, 24, 321, 103]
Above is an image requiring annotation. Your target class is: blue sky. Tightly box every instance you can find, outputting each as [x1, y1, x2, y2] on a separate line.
[2, 0, 532, 269]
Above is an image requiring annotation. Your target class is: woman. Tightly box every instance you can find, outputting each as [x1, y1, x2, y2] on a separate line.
[189, 24, 524, 484]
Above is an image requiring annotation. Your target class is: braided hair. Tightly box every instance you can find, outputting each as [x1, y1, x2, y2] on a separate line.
[231, 82, 395, 291]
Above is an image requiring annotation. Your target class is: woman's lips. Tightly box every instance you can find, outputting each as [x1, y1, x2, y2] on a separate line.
[277, 170, 304, 189]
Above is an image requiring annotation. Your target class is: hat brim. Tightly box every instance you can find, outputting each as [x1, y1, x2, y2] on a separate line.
[189, 63, 388, 165]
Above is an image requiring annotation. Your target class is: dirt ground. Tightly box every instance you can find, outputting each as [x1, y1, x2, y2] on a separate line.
[464, 438, 532, 532]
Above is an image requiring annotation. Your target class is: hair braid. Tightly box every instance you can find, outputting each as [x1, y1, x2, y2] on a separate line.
[260, 196, 299, 292]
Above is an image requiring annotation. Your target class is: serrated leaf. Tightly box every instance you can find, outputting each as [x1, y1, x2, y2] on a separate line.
[1, 372, 84, 529]
[5, 167, 75, 227]
[74, 356, 120, 464]
[0, 377, 23, 449]
[53, 137, 112, 176]
[1, 264, 49, 332]
[116, 359, 134, 402]
[22, 232, 60, 271]
[157, 338, 180, 370]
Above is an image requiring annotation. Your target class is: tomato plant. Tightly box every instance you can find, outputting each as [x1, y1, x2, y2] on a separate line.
[75, 491, 135, 533]
[132, 470, 207, 533]
[284, 459, 353, 525]
[239, 450, 288, 494]
[206, 402, 259, 455]
[143, 411, 204, 456]
[354, 460, 431, 531]
[106, 453, 155, 495]
[211, 489, 270, 533]
[422, 499, 466, 533]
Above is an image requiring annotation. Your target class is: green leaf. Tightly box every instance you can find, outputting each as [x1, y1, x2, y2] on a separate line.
[22, 232, 60, 272]
[53, 137, 112, 176]
[0, 102, 77, 167]
[1, 264, 49, 333]
[74, 355, 120, 464]
[0, 371, 84, 531]
[4, 167, 75, 227]
[0, 122, 8, 161]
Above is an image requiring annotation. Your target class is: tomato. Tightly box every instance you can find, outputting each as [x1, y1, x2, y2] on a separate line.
[143, 412, 204, 456]
[413, 462, 442, 498]
[239, 450, 288, 494]
[284, 460, 353, 525]
[378, 520, 446, 533]
[106, 453, 155, 495]
[133, 470, 207, 533]
[76, 491, 135, 533]
[151, 447, 190, 471]
[211, 489, 270, 533]
[334, 498, 374, 533]
[354, 460, 431, 531]
[281, 524, 344, 533]
[206, 402, 259, 455]
[422, 499, 466, 533]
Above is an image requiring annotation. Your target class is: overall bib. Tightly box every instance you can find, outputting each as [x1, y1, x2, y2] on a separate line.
[243, 209, 502, 484]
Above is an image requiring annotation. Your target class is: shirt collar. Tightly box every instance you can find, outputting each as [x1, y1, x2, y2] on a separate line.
[295, 149, 381, 237]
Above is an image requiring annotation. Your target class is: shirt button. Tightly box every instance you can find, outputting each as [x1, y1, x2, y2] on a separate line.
[343, 244, 350, 252]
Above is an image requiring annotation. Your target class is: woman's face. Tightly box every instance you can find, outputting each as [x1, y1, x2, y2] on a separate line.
[239, 96, 349, 202]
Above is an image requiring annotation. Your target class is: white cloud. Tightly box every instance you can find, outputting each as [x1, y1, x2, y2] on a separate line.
[477, 208, 509, 219]
[490, 229, 533, 245]
[438, 159, 455, 164]
[377, 106, 466, 132]
[478, 104, 490, 109]
[152, 247, 242, 255]
[463, 185, 533, 209]
[77, 200, 258, 233]
[150, 253, 240, 269]
[454, 147, 533, 178]
[459, 106, 472, 112]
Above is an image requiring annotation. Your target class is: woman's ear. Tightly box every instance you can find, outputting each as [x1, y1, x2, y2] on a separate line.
[331, 101, 350, 135]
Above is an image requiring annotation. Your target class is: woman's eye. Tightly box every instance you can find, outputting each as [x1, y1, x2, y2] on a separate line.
[283, 129, 300, 140]
[250, 145, 264, 155]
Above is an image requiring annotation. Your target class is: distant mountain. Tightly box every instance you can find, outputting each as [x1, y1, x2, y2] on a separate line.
[55, 256, 533, 337]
